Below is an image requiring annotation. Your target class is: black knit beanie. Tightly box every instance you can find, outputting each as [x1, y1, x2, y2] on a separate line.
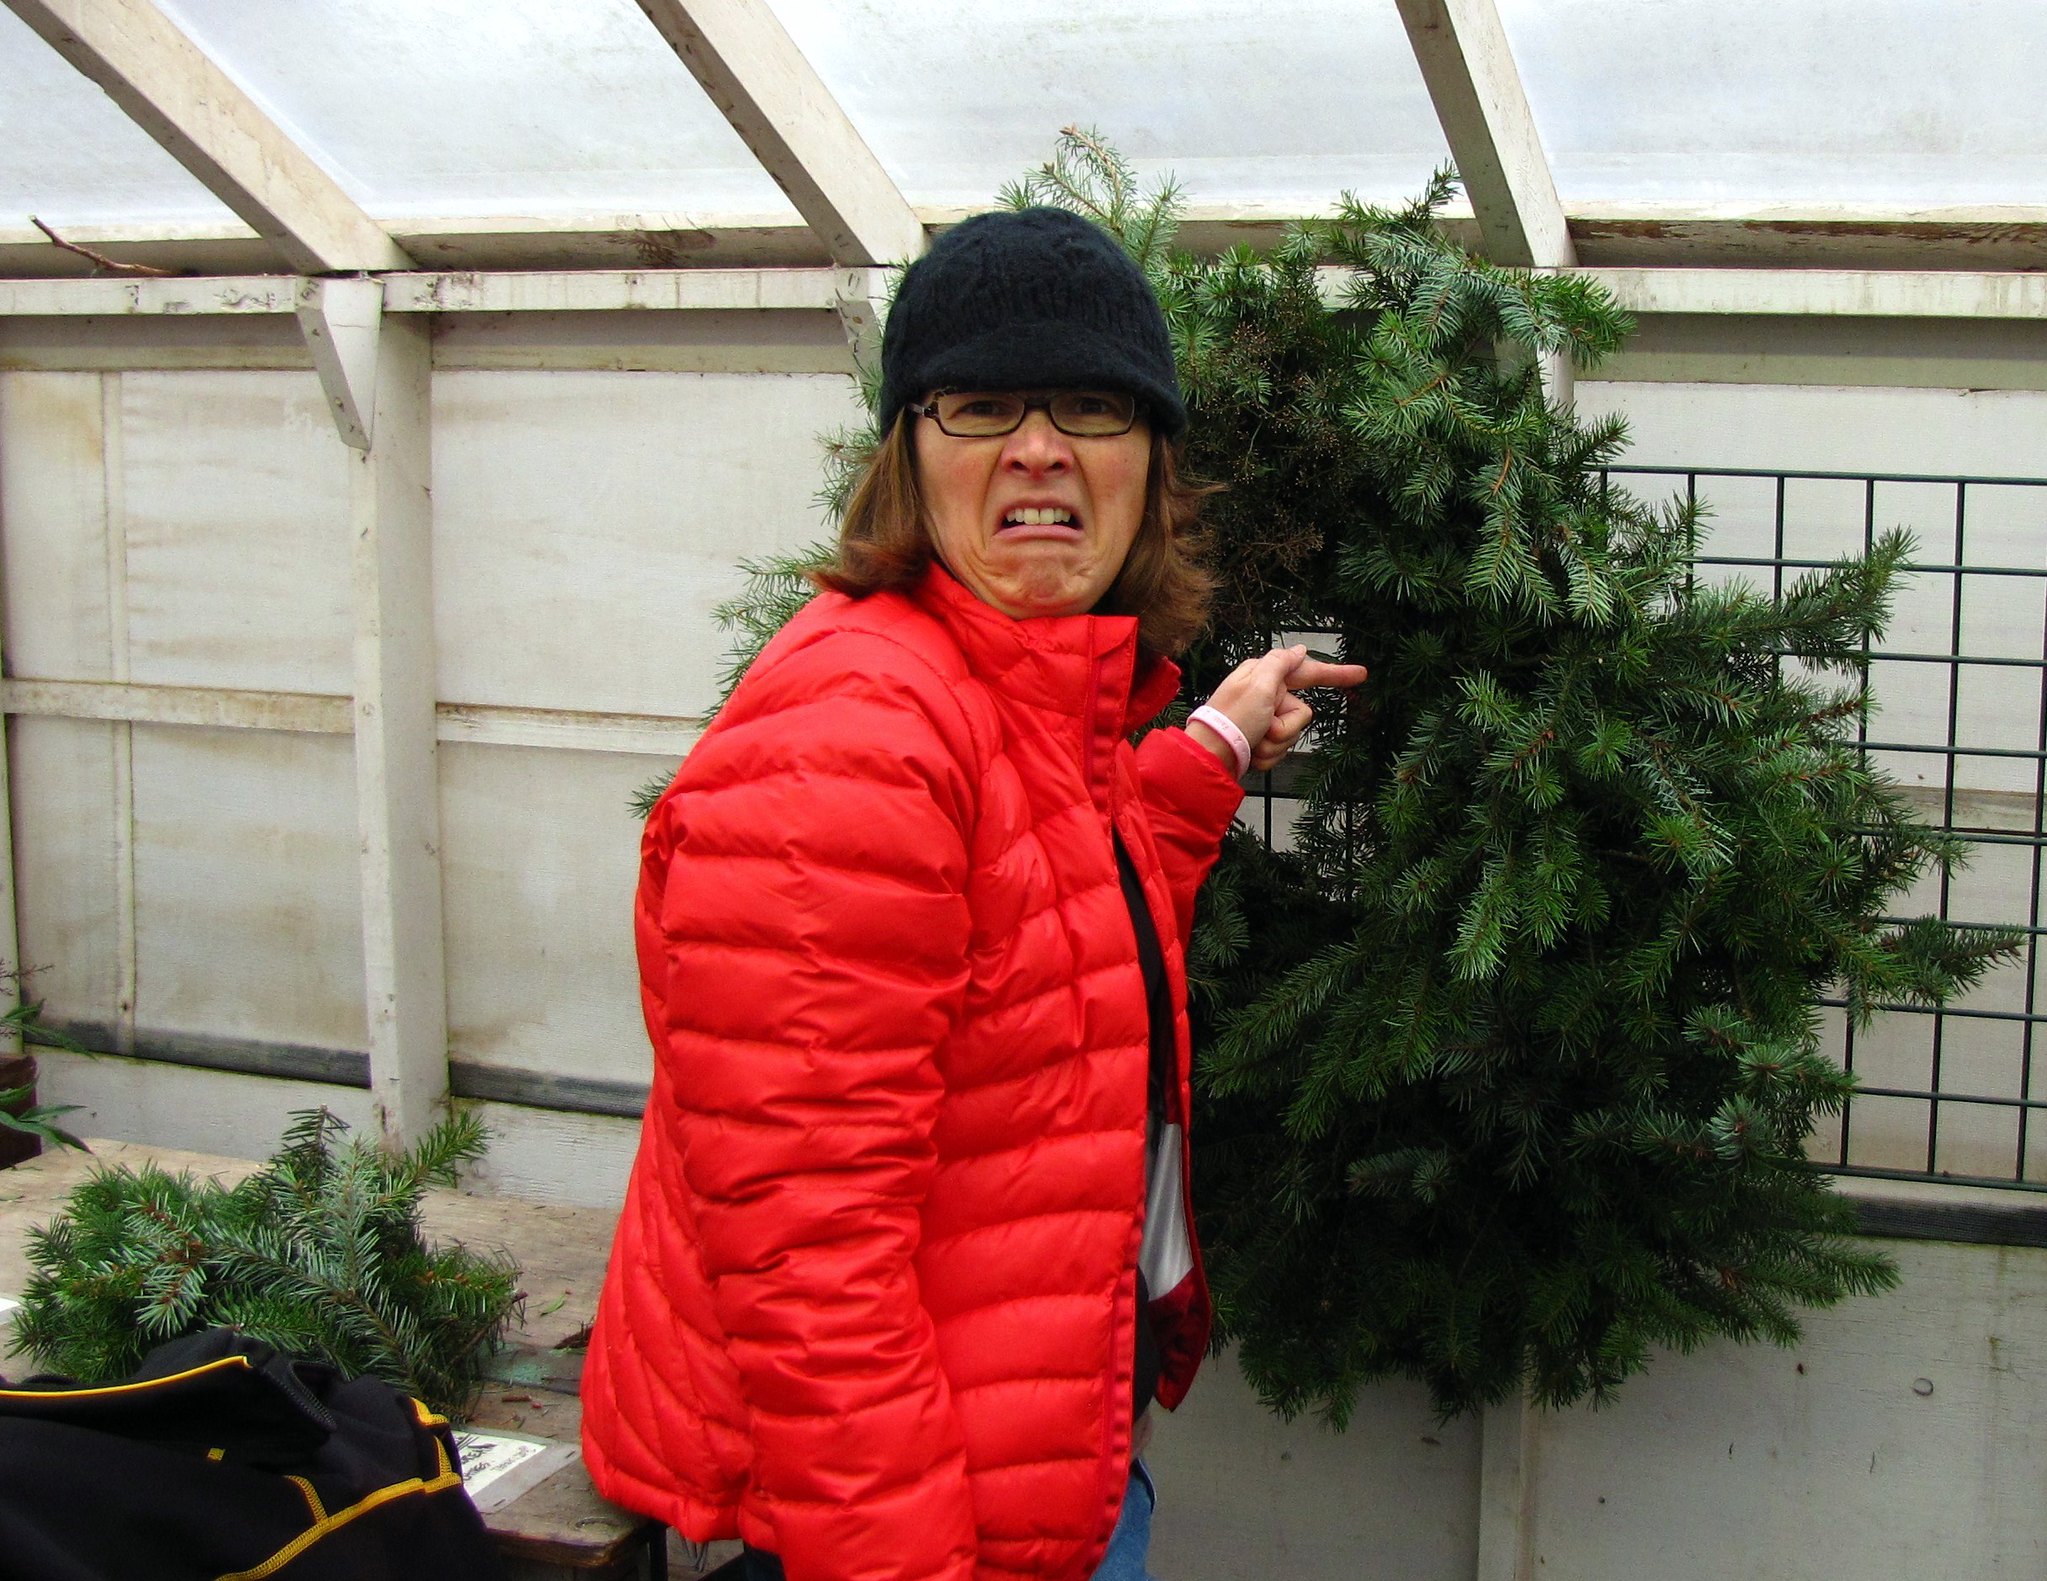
[878, 207, 1187, 440]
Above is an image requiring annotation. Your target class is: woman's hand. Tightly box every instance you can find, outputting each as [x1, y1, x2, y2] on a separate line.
[1189, 645, 1369, 775]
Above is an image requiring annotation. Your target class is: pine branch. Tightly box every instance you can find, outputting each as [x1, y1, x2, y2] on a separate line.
[9, 1108, 520, 1413]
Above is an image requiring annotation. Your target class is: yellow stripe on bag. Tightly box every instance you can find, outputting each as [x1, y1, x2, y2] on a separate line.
[0, 1355, 254, 1401]
[6, 1364, 471, 1579]
[211, 1462, 465, 1581]
[409, 1397, 451, 1430]
[285, 1475, 326, 1522]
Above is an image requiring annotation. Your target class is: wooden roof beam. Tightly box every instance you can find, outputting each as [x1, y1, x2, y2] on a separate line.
[1396, 0, 1576, 397]
[9, 210, 2047, 280]
[1395, 0, 1573, 272]
[6, 0, 411, 274]
[633, 0, 925, 270]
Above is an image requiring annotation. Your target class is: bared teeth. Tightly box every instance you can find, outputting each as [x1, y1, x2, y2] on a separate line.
[1004, 507, 1074, 526]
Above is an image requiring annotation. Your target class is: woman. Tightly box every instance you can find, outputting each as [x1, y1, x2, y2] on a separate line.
[583, 207, 1366, 1581]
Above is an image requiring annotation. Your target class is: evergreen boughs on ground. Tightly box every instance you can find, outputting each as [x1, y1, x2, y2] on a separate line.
[685, 129, 2016, 1420]
[9, 1109, 520, 1414]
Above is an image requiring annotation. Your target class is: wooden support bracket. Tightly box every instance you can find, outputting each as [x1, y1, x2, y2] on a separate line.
[833, 266, 891, 374]
[295, 276, 384, 451]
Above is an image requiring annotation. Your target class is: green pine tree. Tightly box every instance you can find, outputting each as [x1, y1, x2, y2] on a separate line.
[9, 1109, 521, 1414]
[1140, 163, 2015, 1420]
[682, 129, 2016, 1420]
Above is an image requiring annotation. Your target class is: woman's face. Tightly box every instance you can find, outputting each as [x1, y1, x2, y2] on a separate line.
[914, 393, 1152, 621]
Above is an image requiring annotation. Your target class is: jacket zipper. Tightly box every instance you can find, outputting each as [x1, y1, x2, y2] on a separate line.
[1084, 652, 1104, 810]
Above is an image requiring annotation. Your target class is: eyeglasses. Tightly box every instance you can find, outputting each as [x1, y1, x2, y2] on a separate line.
[910, 389, 1144, 438]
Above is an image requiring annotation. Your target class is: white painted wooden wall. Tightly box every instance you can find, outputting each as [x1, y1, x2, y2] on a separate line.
[1, 320, 863, 1156]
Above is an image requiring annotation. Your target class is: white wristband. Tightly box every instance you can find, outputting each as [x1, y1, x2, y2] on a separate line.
[1189, 705, 1253, 779]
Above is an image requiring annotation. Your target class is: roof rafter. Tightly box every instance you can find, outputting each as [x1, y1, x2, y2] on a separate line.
[633, 0, 925, 269]
[6, 0, 411, 273]
[8, 209, 2046, 281]
[1395, 0, 1573, 271]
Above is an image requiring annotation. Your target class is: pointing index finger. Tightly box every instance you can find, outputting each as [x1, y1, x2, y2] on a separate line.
[1287, 657, 1370, 690]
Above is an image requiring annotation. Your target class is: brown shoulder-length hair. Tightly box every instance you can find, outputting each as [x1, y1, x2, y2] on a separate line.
[813, 413, 1219, 659]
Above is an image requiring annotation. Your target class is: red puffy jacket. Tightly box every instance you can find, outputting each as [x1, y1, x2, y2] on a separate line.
[582, 565, 1243, 1581]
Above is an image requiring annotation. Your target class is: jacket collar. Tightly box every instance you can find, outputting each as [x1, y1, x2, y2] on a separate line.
[911, 563, 1183, 738]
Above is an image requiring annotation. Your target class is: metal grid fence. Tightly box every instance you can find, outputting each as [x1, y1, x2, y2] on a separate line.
[1240, 464, 2047, 1193]
[1622, 464, 2047, 1193]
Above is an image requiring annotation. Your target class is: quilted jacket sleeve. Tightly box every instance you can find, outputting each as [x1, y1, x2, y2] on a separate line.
[1132, 725, 1246, 945]
[648, 628, 980, 1581]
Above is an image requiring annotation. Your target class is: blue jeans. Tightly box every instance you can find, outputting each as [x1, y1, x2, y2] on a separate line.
[738, 1462, 1157, 1580]
[1091, 1459, 1158, 1581]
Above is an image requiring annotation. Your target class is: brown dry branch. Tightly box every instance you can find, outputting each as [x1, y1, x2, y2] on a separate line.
[29, 217, 179, 278]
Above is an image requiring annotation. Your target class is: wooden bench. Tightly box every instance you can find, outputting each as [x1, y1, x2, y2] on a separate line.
[463, 1341, 669, 1580]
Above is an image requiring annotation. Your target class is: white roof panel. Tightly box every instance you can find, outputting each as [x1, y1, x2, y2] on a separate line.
[0, 5, 238, 229]
[5, 0, 2042, 243]
[1504, 0, 2047, 208]
[775, 0, 1452, 210]
[13, 0, 1453, 231]
[152, 0, 796, 219]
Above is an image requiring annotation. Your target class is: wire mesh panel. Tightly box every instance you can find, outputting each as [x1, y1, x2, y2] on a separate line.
[1614, 466, 2047, 1192]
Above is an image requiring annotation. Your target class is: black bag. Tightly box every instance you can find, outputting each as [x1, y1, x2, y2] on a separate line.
[0, 1328, 503, 1581]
